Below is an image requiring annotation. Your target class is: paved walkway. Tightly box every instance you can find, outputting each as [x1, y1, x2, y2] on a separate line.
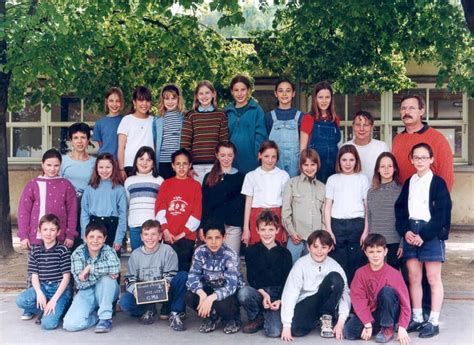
[1, 292, 473, 345]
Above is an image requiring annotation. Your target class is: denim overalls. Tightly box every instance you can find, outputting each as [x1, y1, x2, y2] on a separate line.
[269, 110, 302, 177]
[308, 119, 341, 183]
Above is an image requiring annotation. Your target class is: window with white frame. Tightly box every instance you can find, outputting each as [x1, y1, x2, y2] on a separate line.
[7, 95, 100, 163]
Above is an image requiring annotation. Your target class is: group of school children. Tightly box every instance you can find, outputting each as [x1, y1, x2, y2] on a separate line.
[15, 76, 452, 344]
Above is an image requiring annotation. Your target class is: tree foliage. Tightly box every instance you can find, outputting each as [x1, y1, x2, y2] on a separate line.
[3, 0, 256, 112]
[252, 0, 473, 94]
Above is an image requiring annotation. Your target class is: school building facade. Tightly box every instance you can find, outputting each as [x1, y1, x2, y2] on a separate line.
[6, 63, 474, 226]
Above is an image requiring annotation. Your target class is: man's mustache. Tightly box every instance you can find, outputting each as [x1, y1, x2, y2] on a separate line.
[402, 115, 413, 120]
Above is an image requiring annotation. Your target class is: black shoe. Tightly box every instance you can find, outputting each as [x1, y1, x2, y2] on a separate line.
[419, 322, 439, 338]
[407, 319, 425, 333]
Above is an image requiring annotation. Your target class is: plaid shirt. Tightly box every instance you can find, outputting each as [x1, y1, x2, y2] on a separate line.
[186, 244, 244, 301]
[71, 244, 120, 290]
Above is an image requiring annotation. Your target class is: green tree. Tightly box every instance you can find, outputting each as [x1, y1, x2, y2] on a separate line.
[252, 0, 473, 94]
[0, 0, 255, 256]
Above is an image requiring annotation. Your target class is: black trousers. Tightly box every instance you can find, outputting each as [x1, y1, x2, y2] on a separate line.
[186, 286, 240, 321]
[159, 162, 175, 180]
[170, 238, 195, 272]
[330, 217, 366, 285]
[292, 272, 344, 337]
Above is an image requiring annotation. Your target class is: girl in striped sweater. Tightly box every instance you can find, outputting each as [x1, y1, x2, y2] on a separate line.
[154, 84, 186, 179]
[180, 80, 229, 184]
[124, 146, 164, 250]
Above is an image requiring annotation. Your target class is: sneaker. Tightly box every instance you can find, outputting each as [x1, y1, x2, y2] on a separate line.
[320, 314, 335, 338]
[419, 322, 439, 338]
[159, 303, 171, 320]
[169, 311, 185, 332]
[21, 311, 35, 321]
[375, 326, 394, 343]
[199, 317, 217, 333]
[407, 319, 425, 332]
[141, 309, 156, 325]
[223, 319, 241, 334]
[94, 319, 113, 333]
[242, 314, 264, 334]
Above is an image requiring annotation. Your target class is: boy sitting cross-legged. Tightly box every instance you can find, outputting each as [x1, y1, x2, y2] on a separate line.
[119, 219, 188, 331]
[63, 221, 120, 333]
[186, 221, 244, 334]
[343, 234, 411, 344]
[280, 230, 350, 341]
[16, 214, 73, 329]
[238, 210, 292, 337]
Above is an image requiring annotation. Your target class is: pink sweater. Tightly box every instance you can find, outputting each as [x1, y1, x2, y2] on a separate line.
[17, 176, 78, 245]
[350, 264, 411, 329]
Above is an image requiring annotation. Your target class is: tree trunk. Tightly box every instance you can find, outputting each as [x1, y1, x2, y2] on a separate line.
[0, 0, 14, 257]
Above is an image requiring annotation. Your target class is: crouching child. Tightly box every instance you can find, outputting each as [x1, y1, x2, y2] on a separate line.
[16, 214, 73, 329]
[119, 220, 187, 331]
[343, 234, 411, 344]
[63, 221, 120, 333]
[238, 210, 292, 337]
[280, 230, 350, 341]
[186, 222, 244, 334]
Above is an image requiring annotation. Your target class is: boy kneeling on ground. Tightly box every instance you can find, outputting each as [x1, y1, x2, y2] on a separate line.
[280, 230, 350, 341]
[63, 221, 120, 333]
[119, 219, 187, 331]
[343, 233, 411, 344]
[186, 221, 244, 334]
[238, 210, 292, 337]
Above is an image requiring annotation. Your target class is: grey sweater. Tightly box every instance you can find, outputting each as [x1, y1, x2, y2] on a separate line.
[367, 181, 402, 244]
[124, 243, 178, 294]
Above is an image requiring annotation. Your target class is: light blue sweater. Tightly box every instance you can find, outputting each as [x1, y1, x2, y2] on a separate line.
[81, 179, 127, 245]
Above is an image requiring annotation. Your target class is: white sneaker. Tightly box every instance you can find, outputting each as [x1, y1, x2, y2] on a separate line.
[320, 314, 335, 338]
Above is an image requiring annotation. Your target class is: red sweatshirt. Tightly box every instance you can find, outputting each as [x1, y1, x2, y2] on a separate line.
[350, 264, 411, 329]
[154, 177, 202, 241]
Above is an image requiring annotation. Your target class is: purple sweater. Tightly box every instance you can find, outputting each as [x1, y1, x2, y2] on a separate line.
[18, 176, 78, 245]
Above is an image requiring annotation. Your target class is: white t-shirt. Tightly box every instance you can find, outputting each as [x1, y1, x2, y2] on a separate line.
[325, 173, 369, 219]
[343, 139, 389, 183]
[241, 167, 290, 208]
[117, 114, 154, 167]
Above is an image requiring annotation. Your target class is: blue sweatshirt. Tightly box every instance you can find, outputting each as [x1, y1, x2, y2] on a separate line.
[225, 98, 268, 174]
[81, 179, 128, 245]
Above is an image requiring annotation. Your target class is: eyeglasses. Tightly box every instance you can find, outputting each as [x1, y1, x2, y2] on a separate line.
[400, 106, 419, 111]
[412, 156, 431, 162]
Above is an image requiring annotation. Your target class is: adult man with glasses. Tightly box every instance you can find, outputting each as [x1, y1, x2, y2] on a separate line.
[392, 94, 454, 192]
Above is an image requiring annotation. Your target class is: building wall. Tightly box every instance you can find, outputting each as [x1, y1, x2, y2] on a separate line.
[8, 166, 474, 226]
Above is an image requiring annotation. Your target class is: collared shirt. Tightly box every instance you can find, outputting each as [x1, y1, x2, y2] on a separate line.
[241, 167, 290, 207]
[408, 170, 433, 222]
[282, 174, 325, 239]
[197, 105, 215, 112]
[71, 244, 120, 290]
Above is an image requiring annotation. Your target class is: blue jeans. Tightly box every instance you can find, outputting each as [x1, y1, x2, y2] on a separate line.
[120, 271, 188, 316]
[344, 286, 400, 340]
[16, 281, 72, 330]
[129, 226, 143, 251]
[63, 276, 119, 332]
[237, 286, 283, 338]
[286, 239, 308, 264]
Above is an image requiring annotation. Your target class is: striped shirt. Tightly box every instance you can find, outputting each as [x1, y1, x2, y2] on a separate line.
[124, 172, 164, 227]
[160, 111, 184, 163]
[180, 110, 229, 164]
[28, 243, 71, 283]
[367, 180, 402, 244]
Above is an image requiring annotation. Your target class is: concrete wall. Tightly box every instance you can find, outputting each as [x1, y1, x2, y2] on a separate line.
[7, 165, 474, 226]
